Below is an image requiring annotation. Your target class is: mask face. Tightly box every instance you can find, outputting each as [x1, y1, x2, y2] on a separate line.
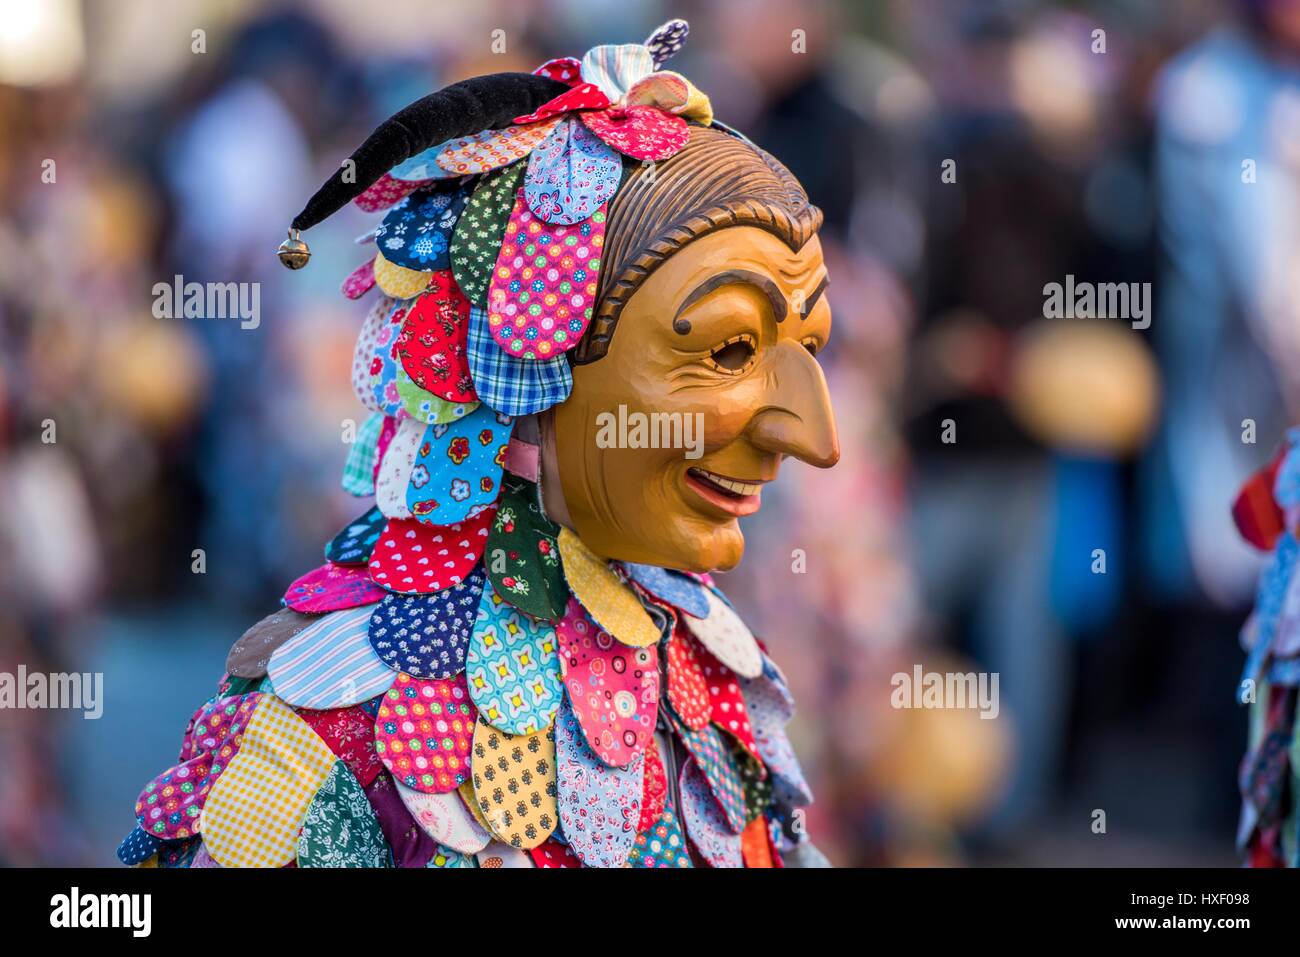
[550, 226, 839, 572]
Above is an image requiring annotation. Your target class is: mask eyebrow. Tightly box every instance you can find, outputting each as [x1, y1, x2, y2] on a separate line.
[800, 275, 829, 319]
[672, 269, 788, 334]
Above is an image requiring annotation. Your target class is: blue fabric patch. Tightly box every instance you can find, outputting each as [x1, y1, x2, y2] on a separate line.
[375, 181, 471, 271]
[622, 563, 710, 618]
[116, 826, 161, 865]
[325, 505, 385, 565]
[368, 567, 486, 678]
[405, 404, 513, 524]
[466, 305, 572, 417]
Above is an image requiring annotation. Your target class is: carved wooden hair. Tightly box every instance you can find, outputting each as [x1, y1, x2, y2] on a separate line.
[574, 125, 823, 363]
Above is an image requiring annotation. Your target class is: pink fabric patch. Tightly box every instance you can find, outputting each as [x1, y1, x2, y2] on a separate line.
[529, 838, 584, 868]
[555, 597, 659, 768]
[372, 415, 398, 484]
[513, 83, 611, 124]
[367, 512, 493, 594]
[665, 624, 712, 731]
[135, 694, 261, 840]
[580, 105, 689, 161]
[435, 120, 559, 176]
[374, 672, 477, 794]
[486, 190, 606, 359]
[393, 271, 475, 402]
[283, 562, 387, 613]
[503, 437, 540, 482]
[342, 258, 377, 300]
[354, 173, 426, 213]
[638, 737, 668, 832]
[295, 705, 385, 788]
[533, 57, 583, 86]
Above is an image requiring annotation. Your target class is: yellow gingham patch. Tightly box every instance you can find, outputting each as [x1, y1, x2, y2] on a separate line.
[372, 251, 432, 299]
[557, 528, 659, 648]
[200, 695, 336, 867]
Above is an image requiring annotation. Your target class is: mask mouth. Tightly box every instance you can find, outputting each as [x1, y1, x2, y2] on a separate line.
[684, 467, 765, 517]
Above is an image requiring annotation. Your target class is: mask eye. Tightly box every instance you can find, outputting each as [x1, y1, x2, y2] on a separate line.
[802, 336, 821, 357]
[706, 335, 756, 373]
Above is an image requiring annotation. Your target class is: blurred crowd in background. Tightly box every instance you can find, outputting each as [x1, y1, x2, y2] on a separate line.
[1, 0, 1297, 866]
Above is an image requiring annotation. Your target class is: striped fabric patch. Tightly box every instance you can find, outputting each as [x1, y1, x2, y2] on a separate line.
[267, 605, 396, 709]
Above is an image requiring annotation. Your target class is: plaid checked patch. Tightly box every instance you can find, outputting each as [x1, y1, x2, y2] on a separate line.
[342, 411, 385, 497]
[466, 305, 572, 417]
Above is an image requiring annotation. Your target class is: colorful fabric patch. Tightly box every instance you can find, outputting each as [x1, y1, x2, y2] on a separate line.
[363, 771, 439, 867]
[622, 562, 709, 618]
[485, 475, 568, 619]
[406, 406, 513, 523]
[375, 415, 424, 519]
[342, 412, 385, 497]
[678, 756, 743, 868]
[529, 837, 583, 868]
[397, 380, 478, 428]
[629, 806, 693, 868]
[558, 529, 660, 648]
[374, 672, 477, 793]
[470, 721, 558, 849]
[524, 117, 621, 225]
[743, 670, 813, 806]
[533, 56, 582, 85]
[681, 586, 762, 678]
[466, 305, 573, 416]
[394, 270, 475, 402]
[740, 815, 775, 868]
[226, 608, 315, 680]
[475, 841, 535, 868]
[117, 826, 160, 866]
[486, 192, 606, 359]
[1234, 447, 1287, 551]
[427, 845, 477, 868]
[371, 301, 426, 420]
[373, 251, 434, 299]
[671, 717, 748, 833]
[580, 43, 655, 101]
[665, 624, 712, 730]
[626, 70, 713, 124]
[267, 605, 396, 710]
[555, 596, 659, 767]
[554, 698, 642, 867]
[450, 162, 527, 308]
[283, 562, 388, 615]
[201, 695, 338, 868]
[389, 142, 461, 182]
[580, 105, 689, 162]
[324, 505, 385, 566]
[375, 182, 469, 272]
[295, 705, 385, 787]
[367, 512, 493, 594]
[734, 742, 773, 823]
[694, 639, 760, 760]
[355, 172, 426, 212]
[435, 120, 560, 176]
[351, 296, 396, 414]
[367, 567, 485, 678]
[466, 578, 563, 734]
[645, 18, 689, 67]
[296, 761, 392, 868]
[393, 779, 491, 853]
[342, 257, 377, 299]
[638, 736, 668, 831]
[513, 83, 611, 125]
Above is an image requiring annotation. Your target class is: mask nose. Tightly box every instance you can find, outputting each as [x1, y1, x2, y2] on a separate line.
[746, 341, 840, 468]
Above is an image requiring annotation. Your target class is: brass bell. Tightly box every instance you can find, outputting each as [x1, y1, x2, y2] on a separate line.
[277, 229, 310, 269]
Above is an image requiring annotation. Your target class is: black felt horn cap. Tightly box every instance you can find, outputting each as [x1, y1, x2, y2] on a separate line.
[289, 72, 570, 234]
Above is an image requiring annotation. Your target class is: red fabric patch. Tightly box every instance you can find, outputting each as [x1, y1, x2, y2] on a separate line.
[394, 271, 475, 402]
[740, 816, 774, 868]
[296, 705, 385, 788]
[342, 258, 377, 300]
[638, 737, 668, 832]
[372, 415, 399, 484]
[513, 83, 611, 125]
[692, 636, 760, 761]
[367, 511, 494, 594]
[532, 56, 582, 86]
[580, 105, 689, 161]
[665, 623, 712, 731]
[529, 838, 583, 868]
[283, 562, 387, 613]
[1233, 447, 1287, 550]
[354, 173, 425, 213]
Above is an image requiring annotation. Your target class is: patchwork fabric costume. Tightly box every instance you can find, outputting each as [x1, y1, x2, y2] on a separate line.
[1234, 427, 1300, 867]
[120, 21, 820, 869]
